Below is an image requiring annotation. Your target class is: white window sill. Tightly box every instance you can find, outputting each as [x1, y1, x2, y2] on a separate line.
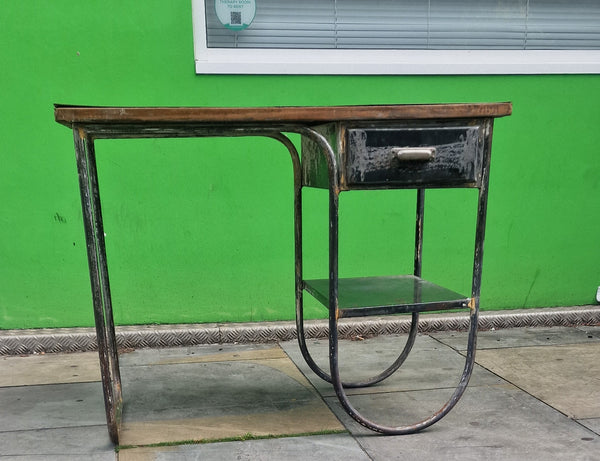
[192, 0, 600, 75]
[194, 48, 600, 75]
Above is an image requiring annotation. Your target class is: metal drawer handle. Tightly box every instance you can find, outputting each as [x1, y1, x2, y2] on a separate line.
[392, 147, 436, 161]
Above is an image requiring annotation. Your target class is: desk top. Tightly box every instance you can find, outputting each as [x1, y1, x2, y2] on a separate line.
[55, 103, 511, 128]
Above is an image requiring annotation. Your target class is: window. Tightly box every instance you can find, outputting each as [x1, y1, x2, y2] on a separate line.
[192, 0, 600, 74]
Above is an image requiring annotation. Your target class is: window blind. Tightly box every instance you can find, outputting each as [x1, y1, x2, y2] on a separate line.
[205, 0, 600, 50]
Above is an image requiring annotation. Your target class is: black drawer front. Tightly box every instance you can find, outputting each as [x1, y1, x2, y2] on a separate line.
[345, 125, 484, 188]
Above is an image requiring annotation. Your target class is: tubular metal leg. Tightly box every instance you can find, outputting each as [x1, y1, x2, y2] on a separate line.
[296, 310, 419, 388]
[73, 128, 122, 444]
[293, 181, 419, 387]
[291, 129, 418, 388]
[296, 127, 485, 434]
[414, 189, 425, 277]
[331, 309, 480, 434]
[327, 186, 481, 434]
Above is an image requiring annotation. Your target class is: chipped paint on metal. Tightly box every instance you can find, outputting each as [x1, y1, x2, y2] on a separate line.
[468, 297, 477, 311]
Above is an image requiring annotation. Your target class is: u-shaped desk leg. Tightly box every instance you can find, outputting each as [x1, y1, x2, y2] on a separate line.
[326, 187, 480, 434]
[73, 129, 122, 444]
[294, 188, 426, 388]
[296, 311, 419, 388]
[294, 127, 487, 434]
[289, 129, 419, 388]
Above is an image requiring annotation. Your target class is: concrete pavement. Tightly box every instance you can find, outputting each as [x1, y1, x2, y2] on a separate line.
[1, 324, 600, 460]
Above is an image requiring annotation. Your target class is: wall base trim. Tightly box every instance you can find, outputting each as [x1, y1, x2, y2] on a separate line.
[2, 305, 599, 355]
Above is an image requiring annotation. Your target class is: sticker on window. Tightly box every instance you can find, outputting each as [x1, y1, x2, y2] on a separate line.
[215, 0, 256, 31]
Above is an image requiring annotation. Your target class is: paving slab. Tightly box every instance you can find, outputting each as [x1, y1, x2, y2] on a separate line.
[576, 325, 600, 339]
[280, 334, 503, 397]
[475, 342, 600, 419]
[117, 433, 368, 461]
[0, 425, 115, 461]
[118, 344, 342, 446]
[4, 325, 600, 460]
[578, 418, 600, 434]
[0, 352, 100, 387]
[432, 326, 600, 351]
[0, 381, 106, 431]
[326, 384, 600, 461]
[118, 343, 282, 367]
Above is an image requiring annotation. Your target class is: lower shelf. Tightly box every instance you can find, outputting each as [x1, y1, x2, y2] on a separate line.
[304, 275, 470, 318]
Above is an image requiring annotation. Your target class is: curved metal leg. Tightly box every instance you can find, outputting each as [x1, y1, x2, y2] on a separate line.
[327, 181, 480, 433]
[74, 129, 122, 444]
[296, 125, 487, 433]
[331, 304, 479, 434]
[296, 309, 419, 388]
[285, 127, 418, 388]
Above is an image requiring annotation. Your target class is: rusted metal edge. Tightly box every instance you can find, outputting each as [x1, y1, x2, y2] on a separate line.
[54, 103, 512, 128]
[2, 305, 598, 355]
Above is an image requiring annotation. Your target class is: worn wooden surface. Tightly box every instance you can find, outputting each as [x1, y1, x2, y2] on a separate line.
[54, 103, 512, 128]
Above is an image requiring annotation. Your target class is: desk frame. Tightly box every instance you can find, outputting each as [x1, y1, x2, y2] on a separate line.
[55, 103, 511, 443]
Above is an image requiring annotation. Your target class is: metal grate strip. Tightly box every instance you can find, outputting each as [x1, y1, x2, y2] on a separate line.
[2, 305, 599, 355]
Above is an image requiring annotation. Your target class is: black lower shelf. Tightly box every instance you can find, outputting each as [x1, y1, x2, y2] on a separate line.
[304, 275, 470, 318]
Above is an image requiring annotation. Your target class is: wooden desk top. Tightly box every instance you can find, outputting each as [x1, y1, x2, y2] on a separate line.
[55, 103, 512, 128]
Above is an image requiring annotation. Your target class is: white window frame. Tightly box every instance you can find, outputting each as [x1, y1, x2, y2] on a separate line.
[192, 0, 600, 75]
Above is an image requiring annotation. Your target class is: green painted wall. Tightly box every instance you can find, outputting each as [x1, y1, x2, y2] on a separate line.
[1, 2, 599, 329]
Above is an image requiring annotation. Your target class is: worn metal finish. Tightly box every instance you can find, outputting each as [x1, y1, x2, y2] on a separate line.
[54, 103, 511, 443]
[295, 111, 502, 434]
[295, 128, 419, 389]
[72, 129, 122, 443]
[414, 188, 425, 277]
[345, 122, 484, 188]
[301, 119, 488, 191]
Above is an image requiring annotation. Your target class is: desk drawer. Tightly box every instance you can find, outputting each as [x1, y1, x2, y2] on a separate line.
[345, 125, 484, 188]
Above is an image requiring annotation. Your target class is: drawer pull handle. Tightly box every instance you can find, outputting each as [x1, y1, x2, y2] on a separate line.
[392, 147, 436, 161]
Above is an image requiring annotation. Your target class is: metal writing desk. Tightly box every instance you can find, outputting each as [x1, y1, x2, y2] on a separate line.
[55, 103, 512, 443]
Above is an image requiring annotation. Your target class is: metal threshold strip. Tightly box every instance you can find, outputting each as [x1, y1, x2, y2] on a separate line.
[1, 305, 599, 356]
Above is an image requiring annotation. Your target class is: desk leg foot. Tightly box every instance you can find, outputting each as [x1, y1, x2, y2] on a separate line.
[98, 332, 123, 445]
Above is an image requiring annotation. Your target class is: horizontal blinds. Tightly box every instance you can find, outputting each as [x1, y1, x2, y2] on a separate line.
[527, 0, 600, 49]
[205, 0, 600, 50]
[427, 0, 527, 49]
[207, 1, 337, 48]
[336, 0, 429, 49]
